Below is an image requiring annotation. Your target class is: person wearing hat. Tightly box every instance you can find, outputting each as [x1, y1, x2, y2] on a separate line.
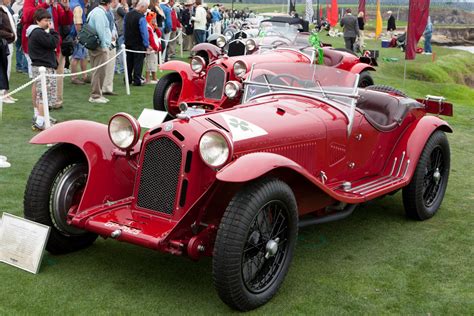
[191, 0, 206, 44]
[87, 0, 113, 103]
[180, 0, 193, 50]
[387, 10, 396, 38]
[340, 8, 359, 52]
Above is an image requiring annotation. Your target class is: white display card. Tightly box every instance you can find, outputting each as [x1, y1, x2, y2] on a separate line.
[0, 213, 50, 274]
[138, 109, 168, 129]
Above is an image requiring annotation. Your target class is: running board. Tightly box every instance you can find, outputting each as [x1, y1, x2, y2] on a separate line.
[343, 152, 410, 196]
[298, 204, 357, 228]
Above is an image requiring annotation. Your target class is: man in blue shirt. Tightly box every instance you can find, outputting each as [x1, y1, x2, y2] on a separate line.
[159, 0, 172, 62]
[123, 0, 150, 86]
[87, 0, 113, 103]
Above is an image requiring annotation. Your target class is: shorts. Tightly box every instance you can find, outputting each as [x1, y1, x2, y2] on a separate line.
[72, 42, 88, 60]
[25, 53, 33, 79]
[31, 66, 57, 107]
[145, 52, 158, 72]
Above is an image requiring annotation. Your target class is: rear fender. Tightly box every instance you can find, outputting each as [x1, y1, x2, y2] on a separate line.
[388, 115, 453, 182]
[350, 63, 376, 74]
[30, 120, 138, 211]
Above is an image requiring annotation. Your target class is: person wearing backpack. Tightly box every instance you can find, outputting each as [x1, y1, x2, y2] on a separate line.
[86, 0, 112, 103]
[69, 0, 91, 84]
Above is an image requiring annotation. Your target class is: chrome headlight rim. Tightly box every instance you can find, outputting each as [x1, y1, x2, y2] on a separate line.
[245, 38, 257, 52]
[108, 112, 141, 151]
[224, 29, 234, 41]
[216, 35, 227, 48]
[233, 60, 248, 79]
[190, 56, 206, 73]
[198, 130, 233, 169]
[224, 81, 242, 99]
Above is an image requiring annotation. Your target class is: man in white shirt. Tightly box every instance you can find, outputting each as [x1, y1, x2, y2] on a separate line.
[191, 0, 206, 44]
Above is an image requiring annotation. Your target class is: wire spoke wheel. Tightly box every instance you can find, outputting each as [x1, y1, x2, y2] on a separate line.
[242, 200, 290, 294]
[213, 178, 298, 311]
[403, 131, 450, 220]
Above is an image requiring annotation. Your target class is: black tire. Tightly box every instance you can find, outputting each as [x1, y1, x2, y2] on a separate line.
[358, 71, 375, 88]
[24, 144, 98, 254]
[402, 131, 450, 220]
[152, 72, 182, 120]
[213, 178, 298, 311]
[366, 84, 408, 97]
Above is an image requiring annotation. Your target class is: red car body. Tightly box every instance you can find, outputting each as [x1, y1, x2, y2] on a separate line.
[156, 43, 375, 116]
[25, 64, 452, 311]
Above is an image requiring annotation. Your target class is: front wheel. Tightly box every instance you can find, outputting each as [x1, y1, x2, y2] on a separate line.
[153, 72, 182, 120]
[213, 178, 298, 311]
[402, 131, 450, 220]
[24, 144, 98, 254]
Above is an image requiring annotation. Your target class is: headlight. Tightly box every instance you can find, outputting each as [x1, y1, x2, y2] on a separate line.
[108, 113, 141, 150]
[216, 35, 227, 48]
[224, 30, 234, 41]
[224, 81, 242, 99]
[245, 39, 257, 52]
[199, 130, 232, 168]
[190, 56, 206, 73]
[233, 61, 248, 78]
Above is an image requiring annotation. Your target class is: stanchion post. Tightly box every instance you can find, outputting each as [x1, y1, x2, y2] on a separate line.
[179, 30, 183, 58]
[122, 44, 130, 95]
[39, 66, 51, 129]
[158, 50, 163, 73]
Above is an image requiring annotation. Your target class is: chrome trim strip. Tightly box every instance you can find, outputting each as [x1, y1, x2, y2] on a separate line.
[395, 151, 406, 177]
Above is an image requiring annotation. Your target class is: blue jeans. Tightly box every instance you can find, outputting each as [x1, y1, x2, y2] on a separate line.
[115, 35, 125, 74]
[193, 29, 206, 44]
[15, 41, 28, 72]
[424, 34, 432, 53]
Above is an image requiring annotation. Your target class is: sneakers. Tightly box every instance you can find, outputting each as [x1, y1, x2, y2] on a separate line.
[1, 96, 15, 104]
[32, 116, 58, 124]
[32, 121, 56, 131]
[71, 78, 85, 85]
[83, 77, 91, 84]
[146, 80, 158, 85]
[89, 96, 109, 104]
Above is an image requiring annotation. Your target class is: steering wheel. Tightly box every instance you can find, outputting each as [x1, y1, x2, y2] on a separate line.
[271, 40, 288, 48]
[269, 74, 304, 87]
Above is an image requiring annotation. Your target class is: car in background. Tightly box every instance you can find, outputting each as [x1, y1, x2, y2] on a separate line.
[25, 63, 453, 311]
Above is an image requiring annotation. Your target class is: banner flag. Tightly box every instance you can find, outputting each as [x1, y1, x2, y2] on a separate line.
[405, 0, 431, 60]
[375, 0, 383, 38]
[358, 0, 366, 21]
[328, 0, 338, 27]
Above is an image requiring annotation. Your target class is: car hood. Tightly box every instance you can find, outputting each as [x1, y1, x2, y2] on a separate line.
[194, 95, 330, 154]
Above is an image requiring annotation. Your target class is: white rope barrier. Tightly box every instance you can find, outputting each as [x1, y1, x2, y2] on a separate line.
[45, 49, 125, 78]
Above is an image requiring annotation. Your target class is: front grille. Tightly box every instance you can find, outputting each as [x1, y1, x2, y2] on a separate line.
[228, 40, 246, 57]
[136, 137, 182, 214]
[204, 66, 226, 100]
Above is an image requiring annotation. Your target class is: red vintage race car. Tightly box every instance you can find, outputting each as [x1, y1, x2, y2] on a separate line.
[154, 27, 376, 118]
[25, 64, 452, 311]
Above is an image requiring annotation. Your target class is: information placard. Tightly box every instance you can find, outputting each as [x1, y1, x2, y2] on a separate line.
[0, 213, 50, 274]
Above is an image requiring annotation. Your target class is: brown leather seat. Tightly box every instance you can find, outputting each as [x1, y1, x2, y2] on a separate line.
[356, 90, 411, 131]
[321, 48, 344, 67]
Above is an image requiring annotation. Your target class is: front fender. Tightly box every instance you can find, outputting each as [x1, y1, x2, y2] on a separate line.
[389, 115, 453, 182]
[350, 63, 376, 74]
[159, 61, 205, 103]
[159, 60, 195, 81]
[191, 43, 222, 62]
[31, 120, 138, 211]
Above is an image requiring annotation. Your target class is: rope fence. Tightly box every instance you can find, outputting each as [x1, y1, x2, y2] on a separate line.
[0, 30, 185, 128]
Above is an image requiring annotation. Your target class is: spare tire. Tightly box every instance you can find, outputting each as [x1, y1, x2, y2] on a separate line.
[366, 85, 408, 98]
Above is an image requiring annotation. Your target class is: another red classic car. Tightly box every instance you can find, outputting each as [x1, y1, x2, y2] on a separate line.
[25, 64, 452, 311]
[154, 23, 376, 118]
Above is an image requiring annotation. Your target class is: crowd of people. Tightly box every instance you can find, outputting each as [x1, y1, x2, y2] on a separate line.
[0, 0, 232, 130]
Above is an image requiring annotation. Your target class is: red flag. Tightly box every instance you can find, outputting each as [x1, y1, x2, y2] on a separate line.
[328, 0, 339, 27]
[320, 7, 323, 20]
[406, 0, 431, 60]
[358, 0, 366, 21]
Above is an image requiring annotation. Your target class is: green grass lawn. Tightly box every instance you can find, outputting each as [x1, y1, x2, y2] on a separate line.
[1, 34, 474, 314]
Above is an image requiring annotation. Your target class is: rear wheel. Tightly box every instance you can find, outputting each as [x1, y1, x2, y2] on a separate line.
[366, 84, 408, 97]
[213, 178, 298, 311]
[402, 131, 450, 220]
[153, 72, 182, 119]
[358, 71, 374, 88]
[24, 144, 98, 254]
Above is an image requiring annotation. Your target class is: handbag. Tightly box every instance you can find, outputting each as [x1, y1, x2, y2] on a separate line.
[77, 16, 100, 50]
